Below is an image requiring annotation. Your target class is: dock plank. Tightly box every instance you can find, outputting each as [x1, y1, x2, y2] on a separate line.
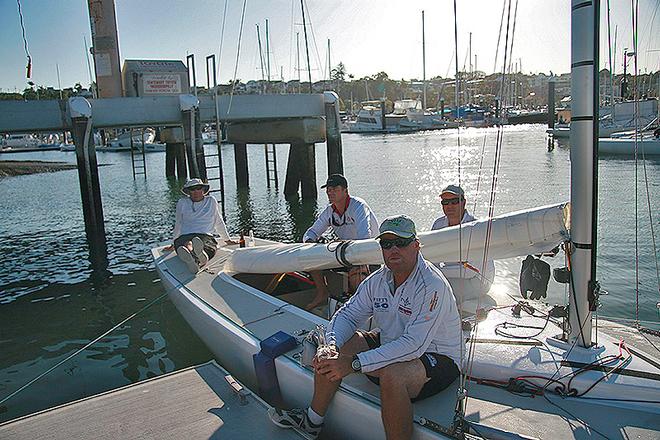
[0, 361, 305, 439]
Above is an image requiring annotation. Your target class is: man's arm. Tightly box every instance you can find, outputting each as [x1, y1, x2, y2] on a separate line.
[358, 283, 449, 373]
[303, 206, 331, 242]
[327, 280, 374, 347]
[212, 201, 231, 241]
[172, 200, 183, 242]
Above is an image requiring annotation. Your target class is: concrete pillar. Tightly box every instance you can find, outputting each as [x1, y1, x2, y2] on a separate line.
[165, 142, 187, 179]
[87, 0, 122, 97]
[440, 98, 445, 120]
[68, 97, 108, 271]
[548, 80, 556, 128]
[324, 92, 344, 175]
[284, 143, 317, 199]
[234, 143, 249, 189]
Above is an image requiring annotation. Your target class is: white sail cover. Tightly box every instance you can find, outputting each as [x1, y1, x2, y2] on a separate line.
[224, 203, 570, 274]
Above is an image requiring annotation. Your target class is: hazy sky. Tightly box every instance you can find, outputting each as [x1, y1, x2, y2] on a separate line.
[1, 0, 658, 92]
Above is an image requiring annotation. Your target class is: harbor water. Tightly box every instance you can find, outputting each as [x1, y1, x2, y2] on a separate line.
[1, 125, 659, 422]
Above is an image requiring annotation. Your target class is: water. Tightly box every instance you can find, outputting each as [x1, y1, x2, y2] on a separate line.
[1, 125, 659, 422]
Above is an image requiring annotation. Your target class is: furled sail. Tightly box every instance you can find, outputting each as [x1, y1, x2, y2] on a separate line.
[224, 203, 570, 274]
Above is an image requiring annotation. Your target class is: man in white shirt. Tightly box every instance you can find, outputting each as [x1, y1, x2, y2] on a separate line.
[302, 174, 379, 310]
[431, 184, 495, 303]
[270, 215, 463, 440]
[166, 178, 235, 273]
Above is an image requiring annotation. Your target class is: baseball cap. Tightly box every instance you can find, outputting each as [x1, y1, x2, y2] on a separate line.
[376, 215, 417, 239]
[440, 184, 464, 197]
[321, 174, 348, 188]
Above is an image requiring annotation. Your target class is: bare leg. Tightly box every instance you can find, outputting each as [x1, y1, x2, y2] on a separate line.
[307, 270, 329, 310]
[310, 332, 370, 416]
[371, 360, 427, 440]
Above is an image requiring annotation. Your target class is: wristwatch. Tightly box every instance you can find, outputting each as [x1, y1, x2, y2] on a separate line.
[351, 355, 362, 372]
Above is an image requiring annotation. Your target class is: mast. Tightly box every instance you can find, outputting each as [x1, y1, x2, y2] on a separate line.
[296, 32, 301, 93]
[300, 0, 313, 94]
[265, 19, 271, 92]
[422, 10, 427, 110]
[256, 24, 266, 93]
[453, 0, 459, 118]
[327, 39, 331, 83]
[568, 0, 599, 347]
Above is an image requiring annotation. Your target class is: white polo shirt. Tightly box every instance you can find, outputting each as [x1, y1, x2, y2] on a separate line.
[328, 253, 464, 372]
[303, 196, 379, 242]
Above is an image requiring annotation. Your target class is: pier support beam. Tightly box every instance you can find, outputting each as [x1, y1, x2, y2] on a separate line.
[548, 80, 556, 129]
[234, 142, 249, 189]
[165, 142, 187, 179]
[323, 92, 344, 175]
[180, 95, 206, 180]
[68, 97, 108, 271]
[284, 143, 317, 199]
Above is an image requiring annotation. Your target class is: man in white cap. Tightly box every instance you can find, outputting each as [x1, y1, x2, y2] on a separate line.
[302, 173, 379, 310]
[166, 178, 235, 273]
[430, 184, 495, 303]
[270, 215, 463, 440]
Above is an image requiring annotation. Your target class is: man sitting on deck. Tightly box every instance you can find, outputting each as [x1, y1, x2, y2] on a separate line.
[165, 178, 235, 273]
[430, 184, 495, 305]
[270, 215, 463, 440]
[302, 173, 379, 310]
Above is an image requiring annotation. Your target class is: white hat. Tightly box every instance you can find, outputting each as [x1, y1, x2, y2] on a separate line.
[181, 178, 210, 196]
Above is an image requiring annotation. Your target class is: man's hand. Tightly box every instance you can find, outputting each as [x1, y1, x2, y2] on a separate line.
[163, 245, 174, 252]
[314, 352, 353, 382]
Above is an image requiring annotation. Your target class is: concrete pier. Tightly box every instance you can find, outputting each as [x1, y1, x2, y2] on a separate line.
[234, 143, 249, 189]
[324, 92, 344, 175]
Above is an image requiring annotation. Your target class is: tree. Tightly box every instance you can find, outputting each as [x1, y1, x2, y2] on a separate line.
[331, 62, 346, 82]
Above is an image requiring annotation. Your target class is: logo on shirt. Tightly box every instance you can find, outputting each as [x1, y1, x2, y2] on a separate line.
[398, 297, 412, 316]
[374, 297, 389, 310]
[429, 292, 438, 312]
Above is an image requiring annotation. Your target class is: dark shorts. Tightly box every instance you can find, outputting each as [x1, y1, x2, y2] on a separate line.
[358, 330, 460, 402]
[174, 233, 217, 259]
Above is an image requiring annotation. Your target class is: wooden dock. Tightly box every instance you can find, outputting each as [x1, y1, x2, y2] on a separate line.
[0, 361, 306, 439]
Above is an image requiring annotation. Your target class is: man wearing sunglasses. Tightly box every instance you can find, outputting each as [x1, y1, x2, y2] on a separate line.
[165, 178, 236, 273]
[271, 215, 462, 439]
[431, 184, 495, 303]
[302, 174, 379, 310]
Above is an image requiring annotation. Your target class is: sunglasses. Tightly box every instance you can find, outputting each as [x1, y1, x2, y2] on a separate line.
[188, 186, 205, 191]
[379, 236, 415, 250]
[441, 197, 463, 206]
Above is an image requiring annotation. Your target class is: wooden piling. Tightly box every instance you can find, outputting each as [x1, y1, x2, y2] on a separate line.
[547, 80, 556, 128]
[324, 92, 344, 175]
[284, 143, 317, 199]
[182, 107, 206, 180]
[165, 142, 187, 179]
[234, 143, 249, 189]
[70, 110, 108, 271]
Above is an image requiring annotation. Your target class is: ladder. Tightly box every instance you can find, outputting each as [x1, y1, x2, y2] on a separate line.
[265, 143, 278, 188]
[204, 140, 226, 218]
[204, 54, 226, 218]
[129, 128, 147, 179]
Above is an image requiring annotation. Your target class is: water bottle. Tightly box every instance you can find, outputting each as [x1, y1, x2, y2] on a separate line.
[248, 229, 255, 247]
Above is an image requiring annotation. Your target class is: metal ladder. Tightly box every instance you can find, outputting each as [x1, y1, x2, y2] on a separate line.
[129, 128, 147, 179]
[264, 143, 278, 188]
[204, 54, 226, 218]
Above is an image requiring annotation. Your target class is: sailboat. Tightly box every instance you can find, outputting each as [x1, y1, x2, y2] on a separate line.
[152, 2, 660, 438]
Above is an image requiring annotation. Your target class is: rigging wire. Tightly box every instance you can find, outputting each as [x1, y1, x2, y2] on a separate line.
[227, 0, 248, 114]
[632, 0, 640, 326]
[16, 0, 32, 78]
[215, 0, 229, 79]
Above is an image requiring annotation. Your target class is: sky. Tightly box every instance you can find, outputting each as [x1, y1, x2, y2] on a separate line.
[1, 0, 659, 92]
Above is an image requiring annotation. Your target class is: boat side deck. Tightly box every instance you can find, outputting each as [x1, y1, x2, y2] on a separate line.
[0, 361, 306, 439]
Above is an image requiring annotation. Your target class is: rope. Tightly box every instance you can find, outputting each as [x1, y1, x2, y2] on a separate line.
[215, 0, 229, 78]
[16, 0, 32, 78]
[0, 291, 169, 406]
[227, 0, 248, 114]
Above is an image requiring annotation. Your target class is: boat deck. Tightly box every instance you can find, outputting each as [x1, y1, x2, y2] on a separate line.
[153, 244, 660, 439]
[0, 361, 306, 440]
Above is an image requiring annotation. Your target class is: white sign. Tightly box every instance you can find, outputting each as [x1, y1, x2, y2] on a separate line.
[143, 74, 181, 94]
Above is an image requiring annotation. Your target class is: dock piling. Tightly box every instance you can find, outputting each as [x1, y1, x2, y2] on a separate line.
[69, 97, 108, 271]
[548, 80, 556, 129]
[284, 143, 317, 199]
[323, 92, 344, 175]
[234, 143, 249, 189]
[180, 95, 206, 179]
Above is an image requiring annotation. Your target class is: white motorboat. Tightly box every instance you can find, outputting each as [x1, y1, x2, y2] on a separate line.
[4, 134, 40, 149]
[599, 136, 660, 155]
